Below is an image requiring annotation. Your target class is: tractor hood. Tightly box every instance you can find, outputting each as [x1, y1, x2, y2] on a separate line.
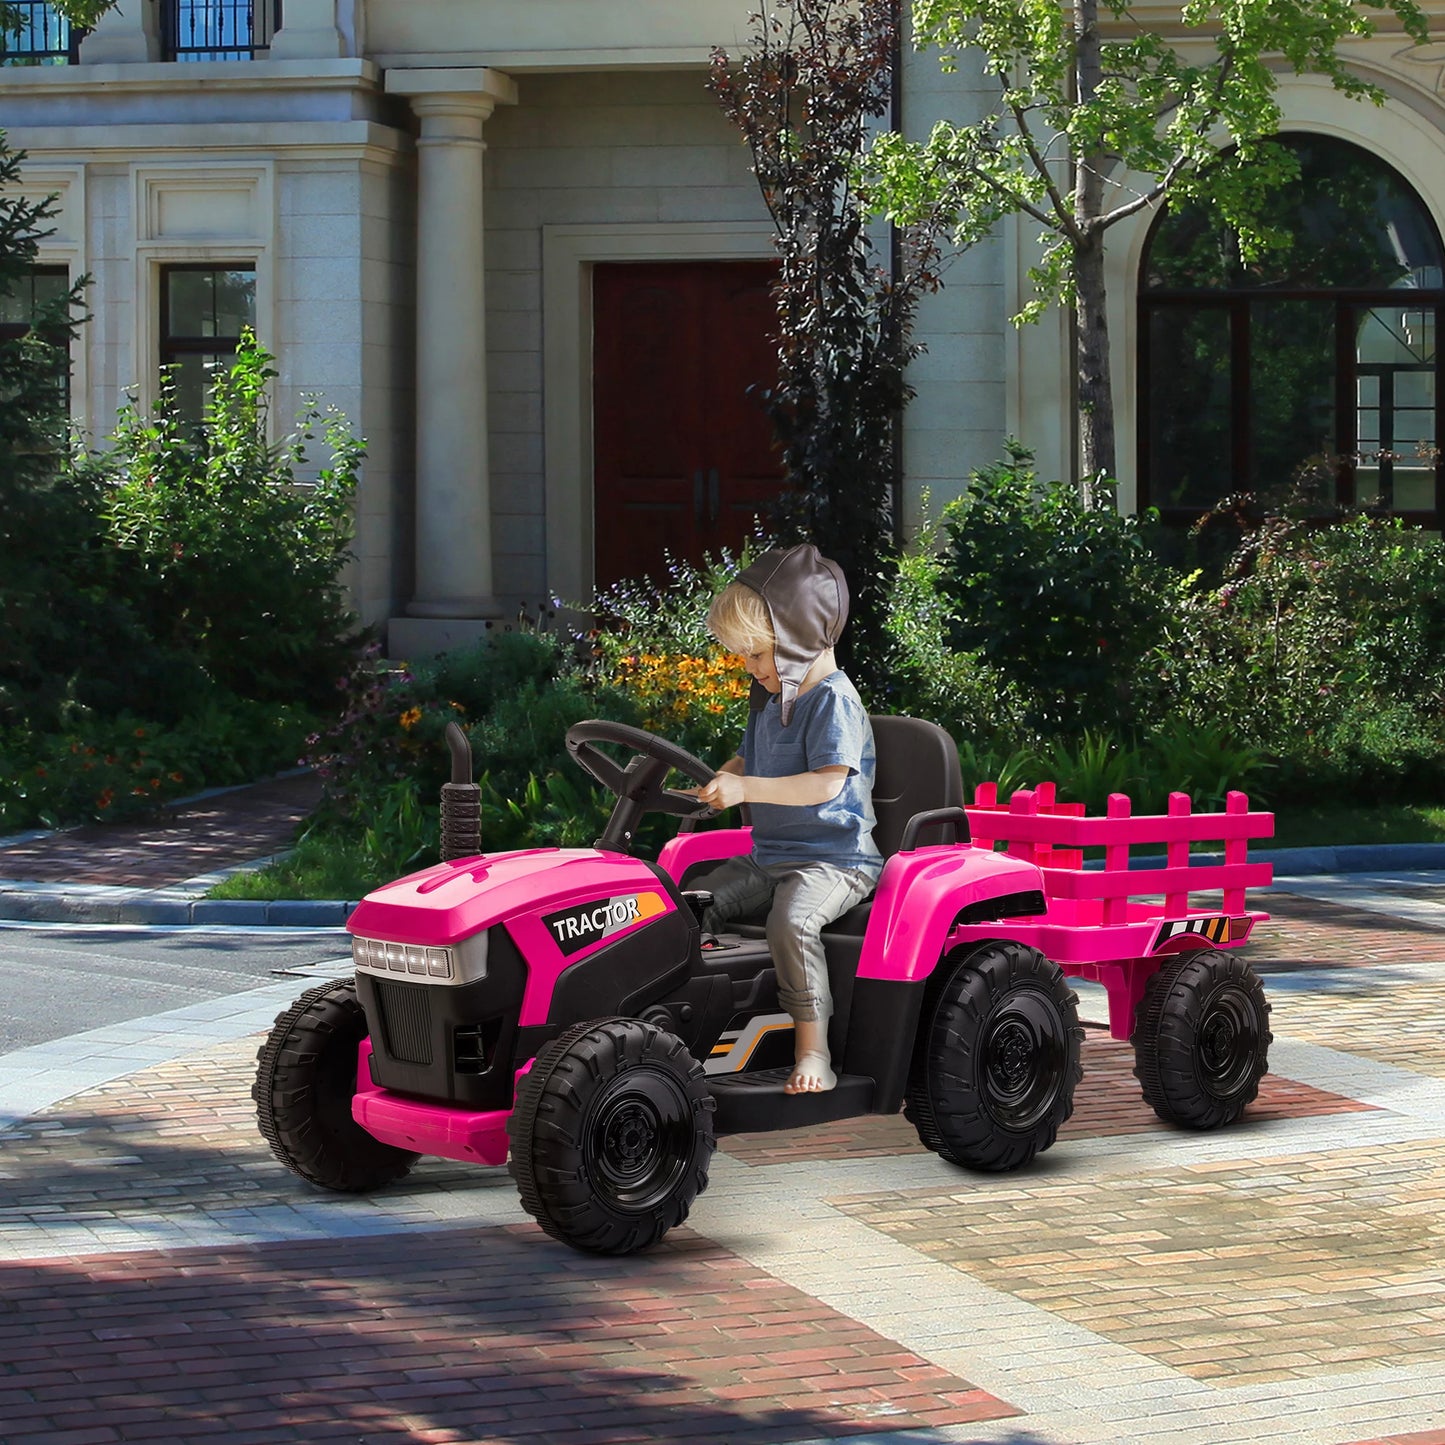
[346, 848, 670, 949]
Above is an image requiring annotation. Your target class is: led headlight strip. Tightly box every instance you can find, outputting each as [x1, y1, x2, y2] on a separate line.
[351, 936, 454, 980]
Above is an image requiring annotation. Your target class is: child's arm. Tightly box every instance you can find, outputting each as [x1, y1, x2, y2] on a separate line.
[696, 765, 847, 811]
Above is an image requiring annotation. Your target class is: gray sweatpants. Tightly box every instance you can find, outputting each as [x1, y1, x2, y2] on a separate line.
[700, 855, 876, 1024]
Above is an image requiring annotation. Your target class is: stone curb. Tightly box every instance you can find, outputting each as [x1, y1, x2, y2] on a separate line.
[1107, 843, 1445, 876]
[5, 842, 1445, 926]
[0, 880, 357, 927]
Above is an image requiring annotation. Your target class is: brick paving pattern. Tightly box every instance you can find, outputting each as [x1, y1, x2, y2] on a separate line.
[0, 1038, 486, 1226]
[1344, 1432, 1445, 1445]
[0, 1230, 1013, 1445]
[834, 1136, 1445, 1388]
[722, 1030, 1373, 1166]
[0, 772, 321, 888]
[1269, 975, 1445, 1080]
[1249, 893, 1445, 969]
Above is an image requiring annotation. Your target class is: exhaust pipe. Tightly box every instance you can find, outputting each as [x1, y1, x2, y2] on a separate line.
[440, 722, 482, 862]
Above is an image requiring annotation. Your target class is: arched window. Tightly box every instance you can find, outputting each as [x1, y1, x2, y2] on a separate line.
[1138, 134, 1444, 525]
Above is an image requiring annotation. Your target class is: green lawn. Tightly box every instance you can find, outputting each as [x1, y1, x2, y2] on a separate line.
[209, 833, 379, 903]
[209, 799, 1445, 901]
[1266, 802, 1445, 851]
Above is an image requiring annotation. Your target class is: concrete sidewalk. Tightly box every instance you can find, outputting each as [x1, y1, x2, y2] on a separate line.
[4, 871, 1445, 1442]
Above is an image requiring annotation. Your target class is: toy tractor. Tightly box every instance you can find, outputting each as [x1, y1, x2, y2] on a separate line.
[254, 717, 1274, 1255]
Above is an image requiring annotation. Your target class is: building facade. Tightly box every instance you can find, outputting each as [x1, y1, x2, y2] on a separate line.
[3, 1, 1443, 654]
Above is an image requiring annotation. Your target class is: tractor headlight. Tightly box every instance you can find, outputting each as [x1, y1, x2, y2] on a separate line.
[349, 931, 488, 985]
[351, 935, 455, 981]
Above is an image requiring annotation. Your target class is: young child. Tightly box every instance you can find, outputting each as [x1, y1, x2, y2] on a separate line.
[692, 544, 882, 1095]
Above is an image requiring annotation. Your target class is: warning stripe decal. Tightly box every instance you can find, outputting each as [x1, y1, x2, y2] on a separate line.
[1155, 915, 1232, 947]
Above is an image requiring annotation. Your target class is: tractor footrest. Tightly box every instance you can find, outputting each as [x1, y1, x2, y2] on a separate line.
[707, 1068, 873, 1135]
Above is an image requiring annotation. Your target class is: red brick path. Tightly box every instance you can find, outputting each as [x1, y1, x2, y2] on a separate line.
[0, 1227, 1015, 1445]
[0, 773, 321, 888]
[1250, 893, 1445, 968]
[722, 1031, 1373, 1166]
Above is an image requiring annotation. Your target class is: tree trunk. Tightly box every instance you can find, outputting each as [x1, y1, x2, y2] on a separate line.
[1073, 231, 1114, 494]
[1071, 0, 1114, 496]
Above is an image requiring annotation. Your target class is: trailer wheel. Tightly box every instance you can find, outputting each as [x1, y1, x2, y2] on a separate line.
[508, 1018, 715, 1255]
[253, 979, 419, 1192]
[1132, 949, 1271, 1129]
[904, 942, 1083, 1172]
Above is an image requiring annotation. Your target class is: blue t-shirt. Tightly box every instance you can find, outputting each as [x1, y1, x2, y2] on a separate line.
[739, 672, 883, 877]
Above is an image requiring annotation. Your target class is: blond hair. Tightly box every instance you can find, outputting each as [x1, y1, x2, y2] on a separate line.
[708, 581, 774, 654]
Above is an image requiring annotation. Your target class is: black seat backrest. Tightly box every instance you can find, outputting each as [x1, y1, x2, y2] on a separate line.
[869, 715, 964, 858]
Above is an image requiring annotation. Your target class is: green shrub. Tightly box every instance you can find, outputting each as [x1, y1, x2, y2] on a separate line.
[1136, 718, 1273, 812]
[936, 442, 1171, 737]
[0, 697, 312, 831]
[77, 330, 364, 715]
[302, 625, 651, 873]
[1157, 512, 1445, 803]
[881, 505, 1032, 745]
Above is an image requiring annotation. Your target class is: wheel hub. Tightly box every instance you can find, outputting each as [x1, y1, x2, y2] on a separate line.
[982, 992, 1066, 1131]
[604, 1102, 659, 1172]
[584, 1070, 694, 1212]
[1197, 985, 1262, 1097]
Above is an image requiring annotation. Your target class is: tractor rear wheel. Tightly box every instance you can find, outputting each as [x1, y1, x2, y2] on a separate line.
[905, 942, 1083, 1171]
[508, 1017, 715, 1255]
[253, 979, 419, 1192]
[1133, 949, 1271, 1129]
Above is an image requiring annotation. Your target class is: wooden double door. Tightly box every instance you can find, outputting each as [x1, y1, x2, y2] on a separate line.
[592, 261, 786, 590]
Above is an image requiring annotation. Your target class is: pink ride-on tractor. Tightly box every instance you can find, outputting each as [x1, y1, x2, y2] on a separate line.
[254, 717, 1275, 1255]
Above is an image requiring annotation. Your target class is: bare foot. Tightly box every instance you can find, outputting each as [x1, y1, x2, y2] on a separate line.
[785, 1051, 836, 1094]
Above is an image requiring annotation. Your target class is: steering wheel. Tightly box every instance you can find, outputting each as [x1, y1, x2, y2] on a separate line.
[565, 719, 720, 852]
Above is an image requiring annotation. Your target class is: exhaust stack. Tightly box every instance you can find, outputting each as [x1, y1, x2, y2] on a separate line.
[440, 722, 482, 862]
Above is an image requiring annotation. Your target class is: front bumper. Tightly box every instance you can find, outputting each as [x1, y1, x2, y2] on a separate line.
[351, 1040, 513, 1167]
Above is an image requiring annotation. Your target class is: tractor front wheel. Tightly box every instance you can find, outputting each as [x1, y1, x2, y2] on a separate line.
[905, 942, 1083, 1172]
[508, 1018, 715, 1255]
[1132, 949, 1272, 1129]
[253, 980, 419, 1192]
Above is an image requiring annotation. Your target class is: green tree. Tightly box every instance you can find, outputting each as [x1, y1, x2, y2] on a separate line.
[0, 0, 114, 33]
[867, 0, 1430, 490]
[0, 125, 99, 729]
[708, 0, 952, 691]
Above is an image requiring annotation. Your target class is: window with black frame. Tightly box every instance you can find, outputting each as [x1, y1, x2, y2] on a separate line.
[162, 0, 279, 60]
[0, 1, 84, 64]
[159, 264, 256, 422]
[1138, 134, 1445, 528]
[0, 264, 73, 410]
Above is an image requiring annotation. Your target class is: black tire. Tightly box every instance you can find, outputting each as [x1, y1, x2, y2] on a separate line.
[253, 979, 419, 1192]
[508, 1017, 716, 1255]
[904, 942, 1083, 1172]
[1133, 949, 1272, 1129]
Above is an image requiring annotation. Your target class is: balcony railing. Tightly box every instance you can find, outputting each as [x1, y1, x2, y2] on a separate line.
[0, 2, 83, 65]
[163, 0, 280, 61]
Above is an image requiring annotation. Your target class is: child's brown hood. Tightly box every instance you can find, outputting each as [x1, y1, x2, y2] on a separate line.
[734, 544, 849, 725]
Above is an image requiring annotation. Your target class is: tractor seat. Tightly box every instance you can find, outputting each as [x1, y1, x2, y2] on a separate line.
[696, 714, 965, 939]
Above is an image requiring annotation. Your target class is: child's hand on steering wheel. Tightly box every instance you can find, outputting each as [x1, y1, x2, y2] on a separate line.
[692, 771, 746, 811]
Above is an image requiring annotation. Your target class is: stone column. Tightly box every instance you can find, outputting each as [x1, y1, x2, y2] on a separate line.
[268, 0, 346, 60]
[78, 0, 161, 63]
[385, 69, 518, 654]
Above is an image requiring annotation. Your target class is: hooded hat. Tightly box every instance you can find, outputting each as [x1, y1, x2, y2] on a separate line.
[734, 544, 849, 726]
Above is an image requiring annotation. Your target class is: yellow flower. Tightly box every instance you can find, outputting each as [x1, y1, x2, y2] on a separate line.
[399, 706, 423, 731]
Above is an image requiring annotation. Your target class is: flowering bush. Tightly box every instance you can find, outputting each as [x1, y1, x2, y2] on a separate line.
[608, 649, 751, 762]
[0, 698, 313, 830]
